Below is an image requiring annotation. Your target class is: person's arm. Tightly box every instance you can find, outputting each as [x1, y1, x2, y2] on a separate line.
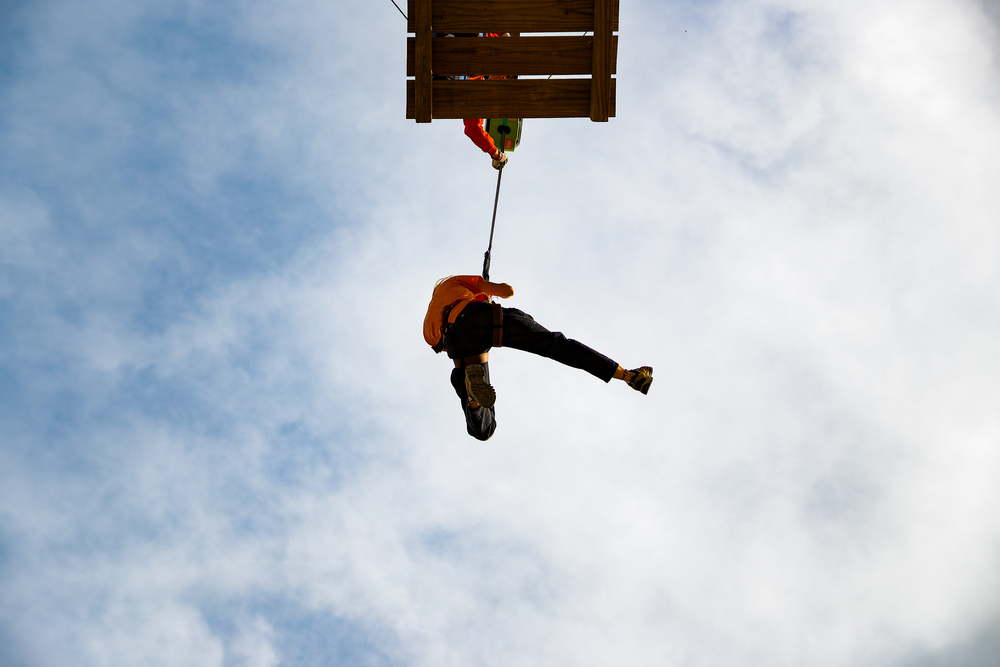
[464, 118, 499, 157]
[481, 280, 514, 298]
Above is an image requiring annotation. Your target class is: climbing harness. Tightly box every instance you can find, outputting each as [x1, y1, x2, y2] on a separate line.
[491, 301, 503, 348]
[437, 301, 502, 355]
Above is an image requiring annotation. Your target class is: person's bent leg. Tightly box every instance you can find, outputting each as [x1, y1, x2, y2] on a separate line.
[500, 308, 619, 382]
[450, 365, 497, 440]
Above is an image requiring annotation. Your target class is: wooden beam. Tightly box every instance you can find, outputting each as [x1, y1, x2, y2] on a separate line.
[406, 0, 620, 34]
[590, 0, 612, 121]
[407, 35, 618, 77]
[414, 0, 433, 123]
[407, 79, 616, 119]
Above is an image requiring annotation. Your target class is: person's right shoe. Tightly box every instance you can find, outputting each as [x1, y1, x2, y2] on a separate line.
[627, 366, 653, 395]
[465, 364, 496, 408]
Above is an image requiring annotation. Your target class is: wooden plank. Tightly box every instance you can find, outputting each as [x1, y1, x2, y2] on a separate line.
[406, 35, 618, 77]
[407, 79, 616, 119]
[590, 0, 611, 121]
[414, 0, 432, 122]
[407, 0, 619, 34]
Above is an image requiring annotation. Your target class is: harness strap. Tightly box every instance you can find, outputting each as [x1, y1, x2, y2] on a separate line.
[454, 353, 489, 368]
[492, 302, 503, 348]
[431, 304, 455, 354]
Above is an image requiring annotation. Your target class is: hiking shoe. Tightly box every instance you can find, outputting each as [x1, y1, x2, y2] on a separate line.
[627, 366, 653, 395]
[465, 364, 496, 408]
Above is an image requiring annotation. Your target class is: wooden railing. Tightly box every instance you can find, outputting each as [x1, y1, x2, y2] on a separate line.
[406, 0, 619, 122]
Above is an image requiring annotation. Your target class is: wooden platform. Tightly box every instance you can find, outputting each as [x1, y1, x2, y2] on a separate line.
[406, 0, 619, 123]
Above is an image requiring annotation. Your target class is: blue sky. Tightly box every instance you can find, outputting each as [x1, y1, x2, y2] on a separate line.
[2, 0, 1000, 665]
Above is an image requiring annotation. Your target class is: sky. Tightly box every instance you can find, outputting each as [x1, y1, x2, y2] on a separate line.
[1, 0, 999, 665]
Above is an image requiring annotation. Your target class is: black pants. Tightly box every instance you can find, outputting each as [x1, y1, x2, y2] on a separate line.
[446, 301, 619, 440]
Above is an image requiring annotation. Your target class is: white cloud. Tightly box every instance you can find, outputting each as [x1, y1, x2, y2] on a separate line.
[229, 617, 279, 667]
[1, 0, 999, 666]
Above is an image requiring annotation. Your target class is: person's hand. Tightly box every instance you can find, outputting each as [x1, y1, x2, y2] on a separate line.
[492, 151, 508, 170]
[482, 281, 514, 298]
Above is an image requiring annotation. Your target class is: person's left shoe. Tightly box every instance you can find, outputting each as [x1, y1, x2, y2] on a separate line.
[626, 366, 653, 395]
[465, 364, 496, 408]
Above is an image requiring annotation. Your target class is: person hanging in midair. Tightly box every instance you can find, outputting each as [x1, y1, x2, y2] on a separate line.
[424, 275, 653, 440]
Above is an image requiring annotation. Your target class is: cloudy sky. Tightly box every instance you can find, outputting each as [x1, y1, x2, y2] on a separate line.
[2, 0, 999, 665]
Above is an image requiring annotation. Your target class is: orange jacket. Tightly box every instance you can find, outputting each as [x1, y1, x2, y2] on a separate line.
[423, 275, 504, 350]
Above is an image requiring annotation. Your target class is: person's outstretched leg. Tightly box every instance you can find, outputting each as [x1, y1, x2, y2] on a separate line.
[500, 308, 653, 393]
[450, 363, 496, 440]
[446, 302, 652, 396]
[500, 308, 619, 382]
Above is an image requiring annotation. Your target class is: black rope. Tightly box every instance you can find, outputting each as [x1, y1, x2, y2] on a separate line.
[482, 167, 502, 280]
[390, 0, 407, 20]
[482, 125, 510, 280]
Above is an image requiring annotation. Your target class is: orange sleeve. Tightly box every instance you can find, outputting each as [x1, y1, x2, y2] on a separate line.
[464, 118, 497, 156]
